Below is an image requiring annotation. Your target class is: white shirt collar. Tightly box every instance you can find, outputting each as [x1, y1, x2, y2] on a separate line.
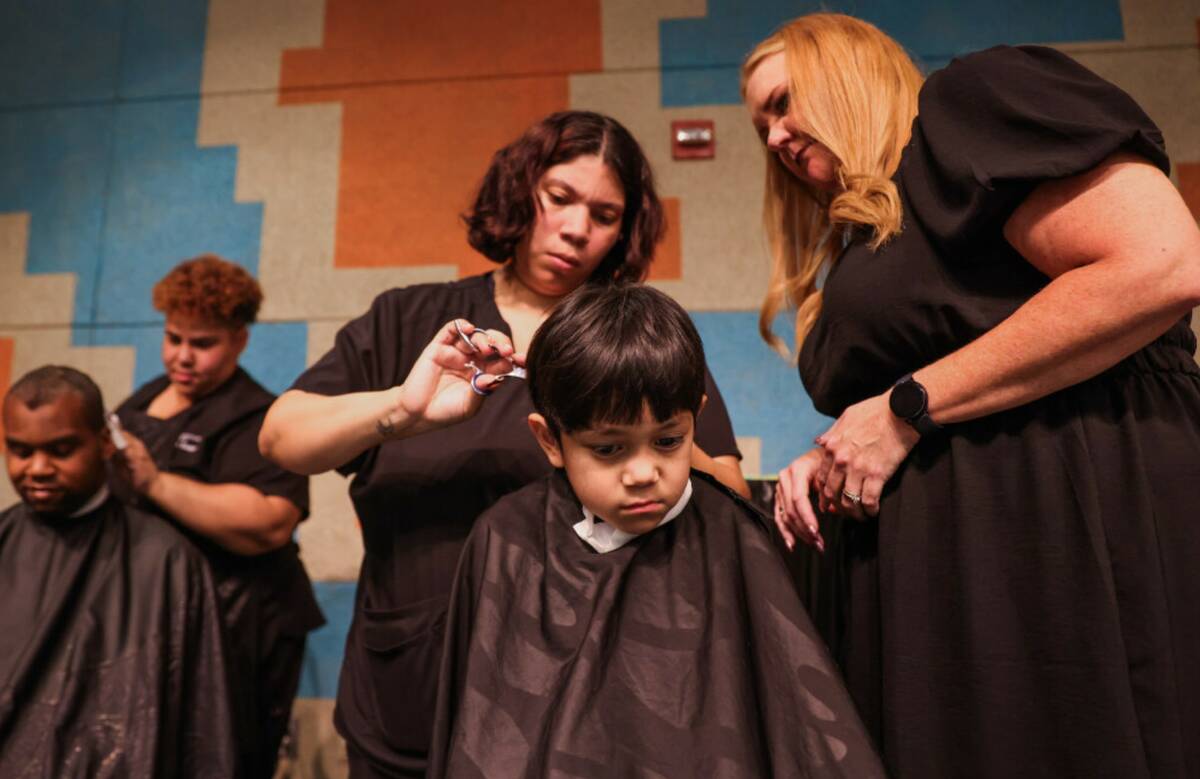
[68, 485, 110, 518]
[573, 479, 693, 554]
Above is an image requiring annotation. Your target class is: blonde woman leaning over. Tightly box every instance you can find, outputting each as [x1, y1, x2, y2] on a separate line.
[743, 13, 1200, 779]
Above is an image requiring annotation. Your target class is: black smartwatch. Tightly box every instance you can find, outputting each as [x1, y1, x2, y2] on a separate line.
[889, 374, 941, 436]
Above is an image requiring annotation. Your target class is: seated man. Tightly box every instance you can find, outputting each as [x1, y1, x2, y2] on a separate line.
[428, 285, 883, 778]
[0, 366, 234, 777]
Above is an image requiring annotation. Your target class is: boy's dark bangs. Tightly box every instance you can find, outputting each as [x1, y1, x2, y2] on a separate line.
[551, 333, 703, 433]
[527, 283, 707, 437]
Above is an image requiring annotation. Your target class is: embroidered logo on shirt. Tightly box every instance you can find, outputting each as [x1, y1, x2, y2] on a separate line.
[175, 432, 204, 453]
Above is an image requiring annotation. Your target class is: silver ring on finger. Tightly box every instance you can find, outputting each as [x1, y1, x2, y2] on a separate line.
[842, 489, 862, 506]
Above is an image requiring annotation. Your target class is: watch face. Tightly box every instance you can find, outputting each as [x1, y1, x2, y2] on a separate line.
[890, 379, 926, 420]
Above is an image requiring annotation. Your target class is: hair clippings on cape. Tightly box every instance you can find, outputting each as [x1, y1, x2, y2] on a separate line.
[455, 319, 526, 396]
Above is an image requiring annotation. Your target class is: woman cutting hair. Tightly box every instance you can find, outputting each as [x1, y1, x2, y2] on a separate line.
[113, 255, 324, 778]
[260, 111, 746, 777]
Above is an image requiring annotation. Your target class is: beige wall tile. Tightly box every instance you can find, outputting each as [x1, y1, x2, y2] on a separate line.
[286, 698, 349, 779]
[0, 213, 79, 328]
[571, 70, 773, 311]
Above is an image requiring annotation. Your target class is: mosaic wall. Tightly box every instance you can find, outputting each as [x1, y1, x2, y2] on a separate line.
[2, 0, 1198, 774]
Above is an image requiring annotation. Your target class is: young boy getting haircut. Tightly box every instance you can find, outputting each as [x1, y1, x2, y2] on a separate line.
[428, 285, 883, 778]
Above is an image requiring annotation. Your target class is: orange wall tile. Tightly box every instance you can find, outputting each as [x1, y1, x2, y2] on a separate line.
[279, 1, 604, 277]
[280, 2, 602, 86]
[649, 197, 682, 281]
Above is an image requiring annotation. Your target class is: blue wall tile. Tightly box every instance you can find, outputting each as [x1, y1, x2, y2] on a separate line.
[298, 581, 357, 700]
[660, 0, 1123, 106]
[0, 0, 124, 108]
[692, 312, 831, 475]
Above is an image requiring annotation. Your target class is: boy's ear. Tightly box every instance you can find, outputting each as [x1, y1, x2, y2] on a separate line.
[698, 393, 708, 418]
[527, 413, 564, 468]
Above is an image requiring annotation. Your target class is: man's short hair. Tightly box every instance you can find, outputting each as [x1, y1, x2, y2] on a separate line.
[5, 365, 106, 432]
[527, 283, 706, 435]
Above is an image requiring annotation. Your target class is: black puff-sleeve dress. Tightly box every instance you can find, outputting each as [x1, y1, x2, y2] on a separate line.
[799, 46, 1200, 778]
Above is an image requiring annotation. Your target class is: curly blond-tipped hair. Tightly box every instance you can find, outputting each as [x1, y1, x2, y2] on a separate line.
[152, 254, 262, 329]
[742, 14, 923, 356]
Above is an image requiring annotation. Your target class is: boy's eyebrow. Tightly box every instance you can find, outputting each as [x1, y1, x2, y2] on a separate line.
[581, 425, 628, 436]
[584, 417, 688, 436]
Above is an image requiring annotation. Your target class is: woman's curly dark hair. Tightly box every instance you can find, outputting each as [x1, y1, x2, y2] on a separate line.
[152, 254, 262, 328]
[463, 111, 665, 283]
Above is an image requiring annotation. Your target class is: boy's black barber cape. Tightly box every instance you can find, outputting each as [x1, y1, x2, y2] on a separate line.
[429, 470, 884, 778]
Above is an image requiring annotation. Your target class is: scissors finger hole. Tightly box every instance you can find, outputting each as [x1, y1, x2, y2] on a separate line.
[468, 371, 494, 396]
[454, 319, 482, 353]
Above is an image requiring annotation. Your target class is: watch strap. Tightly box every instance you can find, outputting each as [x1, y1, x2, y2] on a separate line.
[910, 410, 942, 436]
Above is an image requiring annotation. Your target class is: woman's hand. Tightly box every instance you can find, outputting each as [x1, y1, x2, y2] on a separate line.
[774, 447, 827, 552]
[387, 320, 523, 436]
[111, 431, 161, 495]
[118, 438, 303, 554]
[815, 393, 919, 519]
[261, 319, 524, 474]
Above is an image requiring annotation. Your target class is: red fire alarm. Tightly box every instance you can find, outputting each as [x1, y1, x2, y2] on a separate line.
[671, 120, 715, 160]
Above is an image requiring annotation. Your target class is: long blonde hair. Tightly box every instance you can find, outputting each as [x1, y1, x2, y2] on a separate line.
[741, 14, 923, 356]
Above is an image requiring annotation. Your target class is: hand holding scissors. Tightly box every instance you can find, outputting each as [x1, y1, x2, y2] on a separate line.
[453, 319, 527, 396]
[384, 319, 525, 438]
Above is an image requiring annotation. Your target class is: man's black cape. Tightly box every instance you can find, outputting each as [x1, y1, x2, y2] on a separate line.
[428, 471, 884, 778]
[0, 497, 236, 778]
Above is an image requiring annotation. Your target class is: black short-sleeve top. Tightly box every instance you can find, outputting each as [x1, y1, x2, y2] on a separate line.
[292, 272, 741, 612]
[116, 367, 324, 635]
[799, 45, 1185, 414]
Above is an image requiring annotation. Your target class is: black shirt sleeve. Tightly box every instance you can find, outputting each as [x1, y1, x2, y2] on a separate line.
[292, 289, 400, 398]
[902, 45, 1169, 259]
[695, 369, 741, 460]
[291, 290, 405, 475]
[210, 411, 311, 519]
